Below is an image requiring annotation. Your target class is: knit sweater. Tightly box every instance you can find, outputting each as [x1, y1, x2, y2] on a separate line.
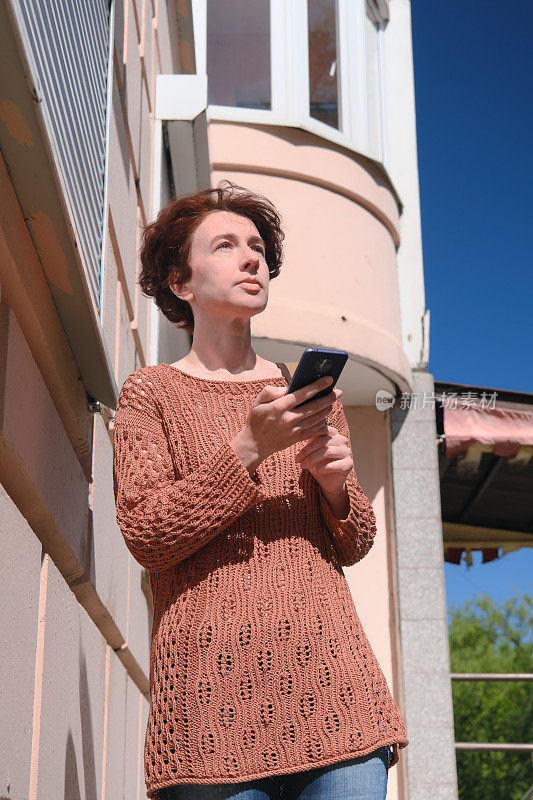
[112, 362, 408, 798]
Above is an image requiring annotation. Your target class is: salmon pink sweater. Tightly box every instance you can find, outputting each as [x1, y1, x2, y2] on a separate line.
[112, 363, 408, 798]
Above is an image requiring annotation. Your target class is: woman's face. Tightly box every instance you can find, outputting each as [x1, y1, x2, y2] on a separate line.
[173, 210, 270, 325]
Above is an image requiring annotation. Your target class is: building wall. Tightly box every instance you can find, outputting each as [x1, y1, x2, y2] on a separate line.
[209, 121, 412, 400]
[342, 404, 406, 800]
[381, 0, 428, 369]
[0, 2, 179, 798]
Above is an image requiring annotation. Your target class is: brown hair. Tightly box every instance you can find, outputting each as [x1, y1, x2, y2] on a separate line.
[138, 180, 285, 334]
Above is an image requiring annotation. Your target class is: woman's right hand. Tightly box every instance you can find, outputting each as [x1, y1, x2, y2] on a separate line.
[230, 376, 342, 474]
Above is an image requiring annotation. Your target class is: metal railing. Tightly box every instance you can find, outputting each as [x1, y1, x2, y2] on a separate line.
[451, 673, 533, 753]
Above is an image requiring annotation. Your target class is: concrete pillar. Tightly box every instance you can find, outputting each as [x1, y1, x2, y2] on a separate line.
[391, 369, 459, 800]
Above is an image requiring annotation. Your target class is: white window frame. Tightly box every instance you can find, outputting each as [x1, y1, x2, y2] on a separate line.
[194, 0, 387, 162]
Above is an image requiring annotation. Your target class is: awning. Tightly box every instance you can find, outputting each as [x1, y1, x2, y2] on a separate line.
[437, 391, 533, 566]
[444, 403, 533, 459]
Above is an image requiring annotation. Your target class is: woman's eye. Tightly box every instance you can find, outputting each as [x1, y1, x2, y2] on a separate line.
[217, 241, 264, 255]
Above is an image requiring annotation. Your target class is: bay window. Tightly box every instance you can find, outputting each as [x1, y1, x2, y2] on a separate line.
[197, 0, 387, 161]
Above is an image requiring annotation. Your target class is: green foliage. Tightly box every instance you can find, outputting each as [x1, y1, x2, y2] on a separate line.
[448, 593, 533, 800]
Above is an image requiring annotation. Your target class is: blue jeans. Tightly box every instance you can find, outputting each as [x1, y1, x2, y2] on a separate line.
[157, 745, 390, 800]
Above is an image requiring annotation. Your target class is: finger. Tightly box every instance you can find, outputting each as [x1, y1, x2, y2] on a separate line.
[254, 384, 289, 408]
[285, 375, 332, 409]
[300, 453, 339, 470]
[291, 404, 334, 433]
[298, 443, 346, 465]
[296, 443, 326, 463]
[304, 427, 343, 447]
[299, 421, 329, 442]
[296, 388, 340, 418]
[289, 375, 334, 405]
[297, 423, 336, 442]
[295, 433, 330, 460]
[303, 456, 352, 473]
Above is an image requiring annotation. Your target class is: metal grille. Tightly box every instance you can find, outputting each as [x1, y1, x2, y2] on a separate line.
[16, 0, 111, 311]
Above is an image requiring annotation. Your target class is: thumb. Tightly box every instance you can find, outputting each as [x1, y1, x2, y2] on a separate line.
[254, 383, 287, 407]
[261, 384, 288, 397]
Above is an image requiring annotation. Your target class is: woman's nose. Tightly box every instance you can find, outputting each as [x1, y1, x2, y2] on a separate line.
[243, 248, 260, 266]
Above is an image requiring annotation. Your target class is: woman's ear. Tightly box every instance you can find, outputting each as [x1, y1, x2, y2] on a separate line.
[169, 281, 193, 302]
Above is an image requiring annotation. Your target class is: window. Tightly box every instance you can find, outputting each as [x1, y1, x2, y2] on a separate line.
[207, 0, 271, 110]
[200, 0, 387, 161]
[308, 0, 340, 130]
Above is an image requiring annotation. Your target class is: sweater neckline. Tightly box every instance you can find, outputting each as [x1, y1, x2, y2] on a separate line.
[160, 362, 289, 388]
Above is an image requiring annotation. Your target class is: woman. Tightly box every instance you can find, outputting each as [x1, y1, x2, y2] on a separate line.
[113, 181, 408, 800]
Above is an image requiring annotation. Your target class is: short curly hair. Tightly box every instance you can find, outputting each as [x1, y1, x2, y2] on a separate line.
[138, 180, 285, 334]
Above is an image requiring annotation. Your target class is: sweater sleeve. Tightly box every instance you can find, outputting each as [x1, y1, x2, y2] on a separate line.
[112, 370, 266, 571]
[316, 398, 377, 567]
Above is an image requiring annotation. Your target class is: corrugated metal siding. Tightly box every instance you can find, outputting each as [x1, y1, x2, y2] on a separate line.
[16, 0, 111, 311]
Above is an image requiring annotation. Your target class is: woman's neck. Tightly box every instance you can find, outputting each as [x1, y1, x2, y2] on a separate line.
[168, 355, 284, 381]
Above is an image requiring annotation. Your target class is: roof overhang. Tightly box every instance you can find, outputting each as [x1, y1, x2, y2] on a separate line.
[435, 381, 533, 562]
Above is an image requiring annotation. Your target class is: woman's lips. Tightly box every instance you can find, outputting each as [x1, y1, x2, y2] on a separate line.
[238, 281, 261, 290]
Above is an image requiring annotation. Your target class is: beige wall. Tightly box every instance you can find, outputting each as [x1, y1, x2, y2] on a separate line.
[209, 121, 412, 399]
[343, 405, 404, 800]
[0, 2, 176, 797]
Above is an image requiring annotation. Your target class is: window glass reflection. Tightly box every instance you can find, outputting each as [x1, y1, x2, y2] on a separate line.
[207, 0, 271, 110]
[308, 0, 339, 129]
[365, 12, 381, 155]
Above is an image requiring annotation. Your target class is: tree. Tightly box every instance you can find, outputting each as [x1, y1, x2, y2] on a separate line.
[448, 593, 533, 800]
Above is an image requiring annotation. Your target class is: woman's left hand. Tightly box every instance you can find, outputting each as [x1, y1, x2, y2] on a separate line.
[294, 423, 353, 495]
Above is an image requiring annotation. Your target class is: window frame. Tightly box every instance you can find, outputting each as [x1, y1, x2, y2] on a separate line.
[196, 0, 386, 161]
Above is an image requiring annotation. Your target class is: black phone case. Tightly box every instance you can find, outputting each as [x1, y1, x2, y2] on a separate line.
[286, 348, 348, 408]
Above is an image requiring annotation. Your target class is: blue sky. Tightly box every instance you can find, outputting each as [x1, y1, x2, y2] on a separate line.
[411, 0, 532, 395]
[410, 1, 533, 609]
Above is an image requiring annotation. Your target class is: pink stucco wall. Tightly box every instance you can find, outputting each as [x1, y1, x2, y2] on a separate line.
[209, 121, 412, 396]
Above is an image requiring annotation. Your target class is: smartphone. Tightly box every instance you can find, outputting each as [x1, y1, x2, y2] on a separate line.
[286, 348, 348, 408]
